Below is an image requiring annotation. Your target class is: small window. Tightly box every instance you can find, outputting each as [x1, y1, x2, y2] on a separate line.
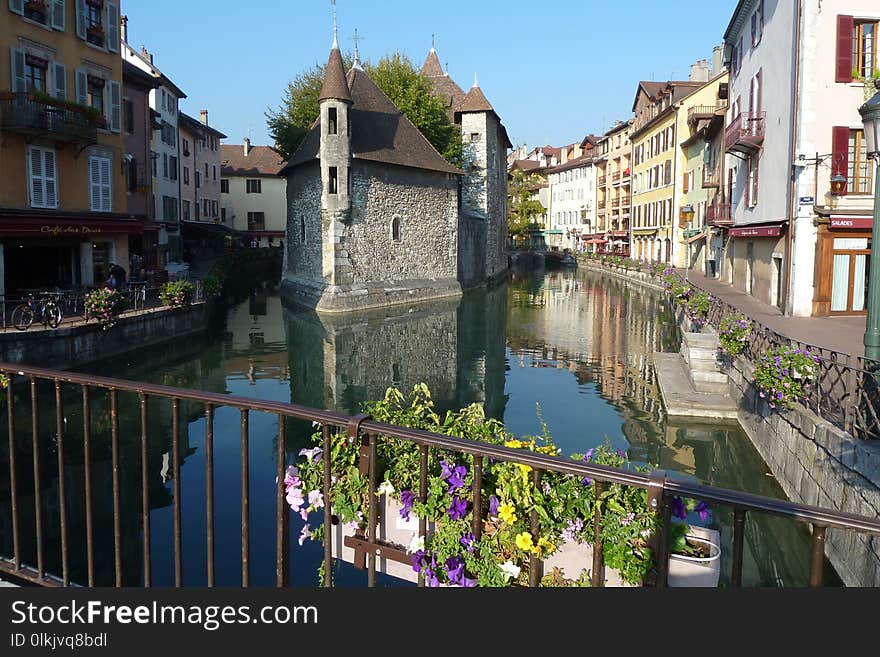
[183, 166, 189, 185]
[221, 179, 229, 193]
[328, 107, 338, 135]
[329, 167, 338, 194]
[170, 156, 178, 181]
[213, 166, 216, 181]
[300, 216, 306, 244]
[391, 216, 401, 242]
[470, 133, 480, 142]
[248, 212, 265, 231]
[195, 171, 200, 188]
[123, 99, 134, 134]
[247, 179, 262, 193]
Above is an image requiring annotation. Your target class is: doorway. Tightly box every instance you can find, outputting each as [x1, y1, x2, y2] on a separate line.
[745, 242, 755, 295]
[830, 237, 870, 315]
[771, 255, 783, 309]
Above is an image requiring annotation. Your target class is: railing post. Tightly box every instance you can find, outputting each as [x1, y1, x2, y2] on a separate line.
[731, 507, 746, 588]
[647, 470, 670, 588]
[591, 481, 606, 587]
[322, 424, 333, 588]
[529, 468, 543, 587]
[276, 414, 289, 588]
[810, 525, 827, 587]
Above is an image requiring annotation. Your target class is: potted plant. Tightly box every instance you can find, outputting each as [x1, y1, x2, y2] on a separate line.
[667, 522, 721, 587]
[84, 286, 126, 330]
[717, 313, 752, 368]
[159, 280, 194, 310]
[753, 345, 820, 410]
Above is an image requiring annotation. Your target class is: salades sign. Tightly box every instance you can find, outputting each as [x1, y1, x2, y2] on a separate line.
[829, 217, 873, 230]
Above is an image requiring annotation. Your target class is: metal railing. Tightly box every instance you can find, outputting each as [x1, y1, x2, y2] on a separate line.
[0, 92, 98, 145]
[724, 111, 766, 153]
[1, 360, 878, 589]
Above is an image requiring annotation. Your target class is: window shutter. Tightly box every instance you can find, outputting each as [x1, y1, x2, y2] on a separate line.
[54, 63, 66, 99]
[52, 0, 65, 30]
[89, 157, 100, 210]
[836, 15, 854, 83]
[100, 157, 111, 211]
[682, 172, 689, 193]
[43, 149, 57, 208]
[745, 160, 752, 207]
[756, 69, 762, 113]
[831, 126, 850, 193]
[75, 69, 87, 105]
[29, 147, 44, 207]
[11, 48, 26, 93]
[106, 1, 119, 52]
[753, 157, 759, 205]
[75, 0, 86, 40]
[9, 0, 23, 14]
[109, 80, 121, 132]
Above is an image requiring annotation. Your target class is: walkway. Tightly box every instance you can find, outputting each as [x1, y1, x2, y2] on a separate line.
[678, 269, 867, 357]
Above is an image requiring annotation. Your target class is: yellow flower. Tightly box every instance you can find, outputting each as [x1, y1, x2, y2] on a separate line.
[515, 532, 534, 551]
[498, 502, 517, 525]
[517, 463, 533, 473]
[504, 439, 524, 449]
[532, 536, 556, 557]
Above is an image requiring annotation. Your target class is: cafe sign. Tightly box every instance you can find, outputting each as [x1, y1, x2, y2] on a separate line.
[41, 225, 103, 236]
[829, 216, 873, 230]
[729, 225, 782, 238]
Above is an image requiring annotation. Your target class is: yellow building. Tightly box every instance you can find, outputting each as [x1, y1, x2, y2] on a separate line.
[0, 0, 141, 296]
[630, 80, 702, 264]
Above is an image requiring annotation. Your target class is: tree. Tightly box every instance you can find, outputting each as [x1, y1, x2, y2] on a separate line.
[266, 52, 461, 165]
[508, 169, 546, 237]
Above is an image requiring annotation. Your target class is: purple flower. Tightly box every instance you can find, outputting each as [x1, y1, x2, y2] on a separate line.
[411, 549, 426, 573]
[440, 461, 454, 480]
[582, 448, 595, 462]
[672, 496, 687, 520]
[460, 532, 476, 553]
[400, 490, 417, 520]
[777, 392, 784, 400]
[446, 465, 467, 493]
[581, 477, 592, 487]
[616, 448, 626, 458]
[489, 495, 500, 518]
[445, 556, 477, 587]
[695, 501, 711, 523]
[448, 497, 468, 521]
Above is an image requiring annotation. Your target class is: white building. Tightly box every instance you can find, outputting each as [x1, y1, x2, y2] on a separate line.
[122, 40, 186, 264]
[723, 0, 878, 317]
[220, 139, 287, 248]
[547, 156, 598, 251]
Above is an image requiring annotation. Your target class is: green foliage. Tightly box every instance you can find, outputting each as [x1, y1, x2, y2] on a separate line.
[159, 280, 194, 310]
[266, 51, 460, 165]
[84, 287, 126, 330]
[289, 385, 672, 587]
[29, 88, 103, 124]
[754, 345, 820, 410]
[508, 169, 547, 236]
[718, 314, 752, 357]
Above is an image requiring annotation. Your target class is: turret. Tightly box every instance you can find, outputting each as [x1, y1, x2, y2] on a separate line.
[318, 41, 352, 217]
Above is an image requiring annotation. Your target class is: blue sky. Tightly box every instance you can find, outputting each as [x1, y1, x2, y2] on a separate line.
[123, 0, 738, 150]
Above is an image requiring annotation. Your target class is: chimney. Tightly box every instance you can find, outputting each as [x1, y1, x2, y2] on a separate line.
[141, 46, 153, 64]
[689, 59, 709, 83]
[243, 137, 251, 157]
[712, 45, 723, 76]
[199, 109, 208, 126]
[121, 15, 128, 43]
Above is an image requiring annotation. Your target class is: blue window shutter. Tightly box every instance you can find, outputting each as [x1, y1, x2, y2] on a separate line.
[51, 0, 65, 30]
[106, 1, 119, 52]
[54, 62, 66, 99]
[9, 0, 23, 16]
[11, 48, 26, 93]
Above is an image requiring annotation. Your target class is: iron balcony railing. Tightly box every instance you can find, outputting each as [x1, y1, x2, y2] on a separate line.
[0, 92, 98, 145]
[702, 167, 721, 189]
[0, 361, 878, 589]
[725, 111, 766, 155]
[707, 200, 732, 226]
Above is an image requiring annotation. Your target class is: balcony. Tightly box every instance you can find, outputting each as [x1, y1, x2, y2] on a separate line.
[597, 176, 607, 187]
[702, 167, 721, 189]
[725, 111, 765, 155]
[707, 200, 733, 226]
[598, 200, 606, 210]
[0, 92, 98, 147]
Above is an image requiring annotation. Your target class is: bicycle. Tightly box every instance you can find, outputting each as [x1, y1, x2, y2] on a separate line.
[11, 292, 63, 331]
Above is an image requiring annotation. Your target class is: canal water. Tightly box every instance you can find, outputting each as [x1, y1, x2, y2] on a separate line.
[0, 267, 838, 586]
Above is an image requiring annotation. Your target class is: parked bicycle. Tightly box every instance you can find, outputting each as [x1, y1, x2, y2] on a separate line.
[11, 292, 64, 331]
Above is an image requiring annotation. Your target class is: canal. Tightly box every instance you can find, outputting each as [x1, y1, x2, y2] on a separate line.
[0, 267, 839, 586]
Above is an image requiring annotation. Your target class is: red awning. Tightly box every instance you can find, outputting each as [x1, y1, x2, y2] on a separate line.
[0, 216, 146, 236]
[586, 238, 607, 244]
[829, 216, 873, 230]
[729, 224, 782, 238]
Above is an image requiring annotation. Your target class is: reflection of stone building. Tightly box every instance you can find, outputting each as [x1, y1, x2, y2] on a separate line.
[285, 284, 508, 418]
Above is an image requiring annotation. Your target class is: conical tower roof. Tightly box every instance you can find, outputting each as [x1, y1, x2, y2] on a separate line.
[459, 84, 494, 113]
[318, 46, 352, 103]
[421, 48, 444, 77]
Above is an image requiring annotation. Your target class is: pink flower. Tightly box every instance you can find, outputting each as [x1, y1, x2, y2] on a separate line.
[286, 487, 305, 512]
[308, 490, 324, 509]
[299, 508, 309, 522]
[298, 524, 311, 546]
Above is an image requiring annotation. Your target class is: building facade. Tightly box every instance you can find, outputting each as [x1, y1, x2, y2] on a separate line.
[122, 37, 186, 265]
[600, 121, 633, 256]
[0, 0, 146, 295]
[546, 155, 597, 251]
[179, 110, 226, 226]
[220, 139, 287, 248]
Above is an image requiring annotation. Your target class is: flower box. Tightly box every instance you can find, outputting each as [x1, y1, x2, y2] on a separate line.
[667, 525, 721, 588]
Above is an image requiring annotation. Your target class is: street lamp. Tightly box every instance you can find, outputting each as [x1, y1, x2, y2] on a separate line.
[681, 204, 695, 280]
[860, 91, 880, 361]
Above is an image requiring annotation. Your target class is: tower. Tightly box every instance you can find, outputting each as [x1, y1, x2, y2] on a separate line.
[317, 38, 353, 284]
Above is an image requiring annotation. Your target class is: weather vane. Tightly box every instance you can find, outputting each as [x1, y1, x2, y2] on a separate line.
[352, 28, 365, 67]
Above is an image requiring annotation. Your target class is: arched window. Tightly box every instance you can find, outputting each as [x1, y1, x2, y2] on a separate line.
[391, 215, 401, 242]
[300, 216, 306, 244]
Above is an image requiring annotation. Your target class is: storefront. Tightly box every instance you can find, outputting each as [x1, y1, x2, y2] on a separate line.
[812, 216, 872, 316]
[0, 213, 146, 296]
[727, 223, 786, 309]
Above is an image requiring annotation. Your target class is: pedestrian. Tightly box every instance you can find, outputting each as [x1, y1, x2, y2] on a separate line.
[110, 262, 127, 287]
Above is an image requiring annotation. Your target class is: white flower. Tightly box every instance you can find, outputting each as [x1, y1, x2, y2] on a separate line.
[499, 561, 521, 580]
[377, 480, 395, 497]
[406, 534, 425, 554]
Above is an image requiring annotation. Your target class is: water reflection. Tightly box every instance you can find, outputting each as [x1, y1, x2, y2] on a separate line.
[0, 272, 837, 587]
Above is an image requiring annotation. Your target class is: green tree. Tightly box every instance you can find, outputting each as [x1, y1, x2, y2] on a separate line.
[266, 52, 461, 165]
[508, 169, 546, 237]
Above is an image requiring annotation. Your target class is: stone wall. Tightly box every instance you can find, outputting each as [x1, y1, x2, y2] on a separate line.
[285, 161, 323, 286]
[458, 215, 486, 289]
[0, 305, 207, 369]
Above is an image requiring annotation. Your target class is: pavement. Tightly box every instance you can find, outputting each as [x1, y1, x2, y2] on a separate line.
[677, 269, 867, 358]
[653, 352, 739, 420]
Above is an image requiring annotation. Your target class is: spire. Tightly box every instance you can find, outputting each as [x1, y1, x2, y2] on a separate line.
[421, 40, 444, 77]
[473, 72, 479, 88]
[352, 28, 364, 70]
[331, 0, 338, 49]
[319, 40, 352, 103]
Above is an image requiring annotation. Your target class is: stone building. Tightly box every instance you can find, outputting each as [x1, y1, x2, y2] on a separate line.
[281, 38, 511, 314]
